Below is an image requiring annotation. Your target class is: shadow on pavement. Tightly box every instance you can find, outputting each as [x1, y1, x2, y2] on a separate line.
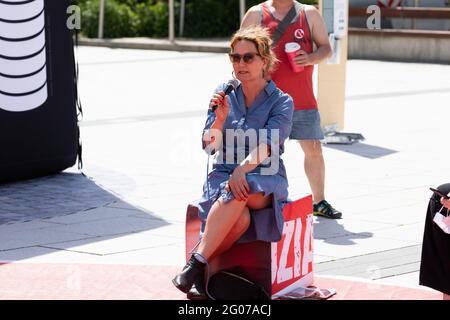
[324, 142, 398, 159]
[0, 172, 174, 261]
[313, 217, 373, 245]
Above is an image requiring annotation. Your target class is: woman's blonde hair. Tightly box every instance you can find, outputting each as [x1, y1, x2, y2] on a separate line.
[230, 25, 279, 73]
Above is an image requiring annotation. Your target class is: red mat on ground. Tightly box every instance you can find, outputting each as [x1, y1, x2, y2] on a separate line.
[0, 262, 441, 300]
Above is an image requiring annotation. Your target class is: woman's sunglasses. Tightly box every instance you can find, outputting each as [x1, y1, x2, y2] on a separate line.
[228, 52, 260, 64]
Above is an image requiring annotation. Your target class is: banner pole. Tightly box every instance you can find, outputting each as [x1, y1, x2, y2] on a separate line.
[98, 0, 105, 39]
[169, 0, 175, 43]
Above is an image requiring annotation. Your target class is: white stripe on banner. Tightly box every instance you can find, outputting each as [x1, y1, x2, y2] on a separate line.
[0, 30, 46, 58]
[0, 0, 48, 112]
[0, 66, 47, 95]
[0, 10, 45, 40]
[0, 49, 46, 77]
[0, 0, 44, 22]
[0, 84, 48, 112]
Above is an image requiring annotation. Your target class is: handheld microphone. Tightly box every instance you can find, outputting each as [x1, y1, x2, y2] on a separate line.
[211, 79, 239, 112]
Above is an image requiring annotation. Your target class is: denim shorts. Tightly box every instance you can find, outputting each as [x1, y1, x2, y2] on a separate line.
[289, 109, 325, 140]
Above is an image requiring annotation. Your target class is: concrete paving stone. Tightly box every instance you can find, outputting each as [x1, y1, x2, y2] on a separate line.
[313, 217, 395, 240]
[39, 216, 170, 238]
[42, 232, 182, 256]
[370, 223, 425, 243]
[25, 212, 71, 220]
[105, 201, 144, 212]
[342, 206, 426, 225]
[361, 173, 446, 190]
[5, 217, 31, 224]
[351, 262, 421, 280]
[312, 182, 405, 202]
[41, 206, 153, 225]
[127, 204, 185, 216]
[137, 210, 188, 223]
[366, 196, 426, 214]
[128, 189, 198, 201]
[333, 194, 424, 215]
[315, 245, 422, 279]
[0, 230, 100, 252]
[127, 206, 188, 223]
[0, 203, 29, 210]
[0, 214, 34, 224]
[131, 222, 185, 240]
[0, 246, 88, 263]
[0, 220, 66, 232]
[0, 173, 119, 224]
[2, 243, 185, 267]
[313, 255, 339, 264]
[376, 187, 434, 202]
[148, 214, 185, 224]
[313, 235, 417, 259]
[75, 242, 187, 267]
[113, 185, 192, 200]
[373, 271, 427, 291]
[127, 196, 197, 214]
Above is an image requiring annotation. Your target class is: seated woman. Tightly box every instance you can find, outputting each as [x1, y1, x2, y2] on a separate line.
[420, 184, 450, 300]
[172, 25, 294, 296]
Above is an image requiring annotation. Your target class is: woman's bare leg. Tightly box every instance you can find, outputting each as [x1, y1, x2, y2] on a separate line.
[444, 293, 450, 300]
[209, 207, 250, 260]
[197, 192, 272, 261]
[246, 192, 272, 210]
[196, 198, 248, 260]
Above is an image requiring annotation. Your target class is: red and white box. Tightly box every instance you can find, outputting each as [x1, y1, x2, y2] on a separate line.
[185, 194, 314, 298]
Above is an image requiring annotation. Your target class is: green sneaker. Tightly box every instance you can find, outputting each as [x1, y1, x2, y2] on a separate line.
[313, 200, 342, 219]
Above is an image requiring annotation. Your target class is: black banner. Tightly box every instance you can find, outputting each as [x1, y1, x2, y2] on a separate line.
[0, 0, 79, 183]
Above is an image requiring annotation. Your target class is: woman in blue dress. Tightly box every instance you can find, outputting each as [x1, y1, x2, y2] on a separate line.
[173, 25, 294, 295]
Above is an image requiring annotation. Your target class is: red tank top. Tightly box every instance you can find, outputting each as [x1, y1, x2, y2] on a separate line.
[261, 2, 317, 110]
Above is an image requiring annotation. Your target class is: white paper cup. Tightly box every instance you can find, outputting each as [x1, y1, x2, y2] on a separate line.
[285, 42, 304, 73]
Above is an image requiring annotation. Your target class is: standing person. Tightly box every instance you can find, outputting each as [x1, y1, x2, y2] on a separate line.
[241, 0, 342, 219]
[420, 184, 450, 300]
[172, 25, 294, 297]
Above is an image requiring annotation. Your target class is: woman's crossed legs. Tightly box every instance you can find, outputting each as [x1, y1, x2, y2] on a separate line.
[197, 192, 271, 261]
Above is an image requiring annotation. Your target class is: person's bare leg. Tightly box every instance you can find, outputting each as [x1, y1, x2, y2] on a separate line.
[299, 140, 325, 203]
[196, 198, 247, 260]
[246, 192, 272, 210]
[198, 192, 272, 261]
[209, 207, 251, 260]
[444, 293, 450, 300]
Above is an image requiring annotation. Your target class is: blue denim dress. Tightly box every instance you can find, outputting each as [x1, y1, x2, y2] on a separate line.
[197, 80, 294, 243]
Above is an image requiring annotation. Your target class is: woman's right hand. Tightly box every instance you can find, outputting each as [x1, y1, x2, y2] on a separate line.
[210, 91, 229, 123]
[225, 166, 250, 201]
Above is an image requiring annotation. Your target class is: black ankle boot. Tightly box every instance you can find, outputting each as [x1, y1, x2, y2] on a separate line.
[172, 255, 206, 293]
[187, 276, 208, 300]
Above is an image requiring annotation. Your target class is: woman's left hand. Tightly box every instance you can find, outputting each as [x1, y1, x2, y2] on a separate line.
[226, 166, 250, 201]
